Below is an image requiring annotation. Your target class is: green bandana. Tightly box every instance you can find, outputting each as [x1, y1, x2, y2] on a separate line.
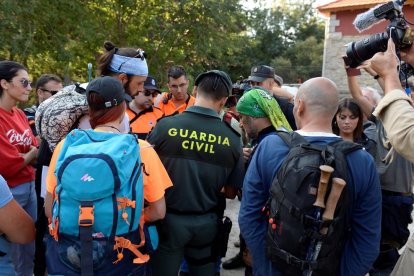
[236, 88, 292, 131]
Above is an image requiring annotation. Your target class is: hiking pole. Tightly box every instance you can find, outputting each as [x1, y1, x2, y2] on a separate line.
[305, 165, 334, 272]
[320, 178, 346, 235]
[87, 63, 92, 82]
[308, 177, 346, 276]
[314, 165, 333, 209]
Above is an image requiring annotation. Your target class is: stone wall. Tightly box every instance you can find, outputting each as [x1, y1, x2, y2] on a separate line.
[322, 14, 383, 97]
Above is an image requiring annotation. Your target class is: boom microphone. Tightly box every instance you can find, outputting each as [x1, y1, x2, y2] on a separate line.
[353, 1, 403, 32]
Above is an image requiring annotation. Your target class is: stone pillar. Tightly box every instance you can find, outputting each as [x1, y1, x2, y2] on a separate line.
[322, 13, 383, 97]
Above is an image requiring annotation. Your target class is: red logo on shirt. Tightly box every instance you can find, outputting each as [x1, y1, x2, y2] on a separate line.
[6, 129, 33, 146]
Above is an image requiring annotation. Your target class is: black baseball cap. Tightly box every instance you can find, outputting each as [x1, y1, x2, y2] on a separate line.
[144, 76, 161, 94]
[194, 70, 233, 95]
[247, 65, 283, 86]
[86, 76, 126, 109]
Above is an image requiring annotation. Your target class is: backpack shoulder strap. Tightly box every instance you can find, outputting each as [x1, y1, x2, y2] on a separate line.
[74, 82, 86, 95]
[330, 140, 362, 156]
[275, 130, 307, 149]
[326, 139, 362, 181]
[129, 133, 140, 149]
[326, 140, 362, 227]
[331, 140, 362, 185]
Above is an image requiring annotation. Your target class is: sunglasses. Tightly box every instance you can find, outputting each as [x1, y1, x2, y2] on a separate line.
[40, 88, 59, 95]
[142, 90, 158, 97]
[19, 79, 32, 88]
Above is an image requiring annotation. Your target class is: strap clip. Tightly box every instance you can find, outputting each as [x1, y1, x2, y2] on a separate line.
[78, 206, 94, 226]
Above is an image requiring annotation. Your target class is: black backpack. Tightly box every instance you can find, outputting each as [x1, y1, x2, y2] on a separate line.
[265, 131, 361, 276]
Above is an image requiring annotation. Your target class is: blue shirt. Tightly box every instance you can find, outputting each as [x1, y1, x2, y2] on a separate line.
[0, 175, 13, 259]
[0, 175, 12, 208]
[238, 133, 381, 276]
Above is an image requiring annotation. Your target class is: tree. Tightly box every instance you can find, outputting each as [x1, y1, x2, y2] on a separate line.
[270, 56, 294, 83]
[0, 0, 101, 81]
[0, 0, 248, 89]
[271, 36, 324, 84]
[133, 0, 248, 84]
[0, 0, 324, 107]
[236, 0, 325, 83]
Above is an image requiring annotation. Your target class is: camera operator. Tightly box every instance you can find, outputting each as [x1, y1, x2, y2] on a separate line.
[362, 37, 414, 275]
[366, 38, 414, 160]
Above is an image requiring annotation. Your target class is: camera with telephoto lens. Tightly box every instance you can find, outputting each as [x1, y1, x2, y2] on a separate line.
[346, 0, 414, 68]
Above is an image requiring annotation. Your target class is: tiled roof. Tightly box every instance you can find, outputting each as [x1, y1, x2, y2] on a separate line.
[318, 0, 414, 13]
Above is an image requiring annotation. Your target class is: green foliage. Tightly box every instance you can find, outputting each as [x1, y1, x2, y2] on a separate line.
[270, 56, 293, 82]
[276, 36, 323, 83]
[241, 0, 325, 83]
[1, 0, 324, 106]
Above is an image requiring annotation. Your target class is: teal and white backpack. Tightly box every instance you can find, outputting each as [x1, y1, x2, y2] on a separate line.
[47, 129, 149, 276]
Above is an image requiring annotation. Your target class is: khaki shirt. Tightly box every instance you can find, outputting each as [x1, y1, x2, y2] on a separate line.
[373, 89, 414, 163]
[373, 89, 414, 275]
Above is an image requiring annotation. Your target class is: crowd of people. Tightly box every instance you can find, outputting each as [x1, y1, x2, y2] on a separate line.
[0, 37, 413, 276]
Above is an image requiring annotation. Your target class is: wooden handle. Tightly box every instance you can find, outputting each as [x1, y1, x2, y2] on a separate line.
[320, 177, 346, 235]
[313, 165, 334, 208]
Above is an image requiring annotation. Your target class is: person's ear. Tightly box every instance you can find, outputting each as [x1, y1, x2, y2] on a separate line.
[117, 73, 129, 85]
[0, 79, 10, 90]
[218, 97, 228, 109]
[296, 99, 304, 114]
[192, 86, 197, 97]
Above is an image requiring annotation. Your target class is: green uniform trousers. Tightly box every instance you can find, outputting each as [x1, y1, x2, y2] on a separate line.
[151, 212, 218, 276]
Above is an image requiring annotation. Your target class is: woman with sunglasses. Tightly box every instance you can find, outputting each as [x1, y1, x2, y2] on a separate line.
[0, 60, 38, 276]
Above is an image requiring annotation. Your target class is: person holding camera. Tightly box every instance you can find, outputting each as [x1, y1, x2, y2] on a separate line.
[362, 37, 414, 275]
[345, 55, 414, 274]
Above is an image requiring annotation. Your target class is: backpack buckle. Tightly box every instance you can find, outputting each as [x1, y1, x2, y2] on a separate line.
[79, 206, 95, 226]
[286, 254, 308, 271]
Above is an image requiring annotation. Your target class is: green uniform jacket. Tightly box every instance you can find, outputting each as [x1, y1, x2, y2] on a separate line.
[147, 105, 244, 214]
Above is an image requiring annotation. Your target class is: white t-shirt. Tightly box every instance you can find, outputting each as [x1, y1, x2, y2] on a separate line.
[78, 113, 130, 133]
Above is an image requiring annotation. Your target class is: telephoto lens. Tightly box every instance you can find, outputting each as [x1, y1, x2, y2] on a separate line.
[346, 23, 414, 68]
[346, 32, 389, 68]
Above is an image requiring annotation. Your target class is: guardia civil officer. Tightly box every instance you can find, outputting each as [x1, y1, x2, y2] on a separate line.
[147, 70, 245, 276]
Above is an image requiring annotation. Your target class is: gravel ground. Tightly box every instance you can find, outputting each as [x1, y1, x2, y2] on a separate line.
[221, 198, 244, 276]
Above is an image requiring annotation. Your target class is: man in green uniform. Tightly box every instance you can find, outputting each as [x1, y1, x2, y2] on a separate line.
[147, 70, 244, 276]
